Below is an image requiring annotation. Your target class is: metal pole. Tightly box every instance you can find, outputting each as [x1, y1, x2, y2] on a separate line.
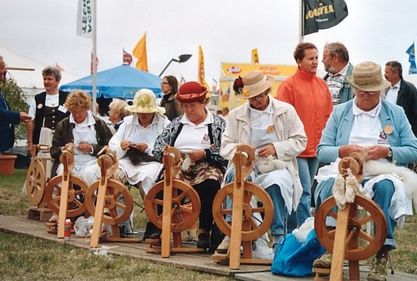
[92, 0, 97, 114]
[158, 59, 175, 77]
[299, 0, 304, 43]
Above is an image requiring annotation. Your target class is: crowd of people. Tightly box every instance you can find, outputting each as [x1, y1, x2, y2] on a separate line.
[2, 40, 417, 281]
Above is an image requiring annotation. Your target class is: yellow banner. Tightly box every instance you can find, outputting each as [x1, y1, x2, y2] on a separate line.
[251, 48, 259, 64]
[132, 33, 148, 72]
[218, 63, 297, 110]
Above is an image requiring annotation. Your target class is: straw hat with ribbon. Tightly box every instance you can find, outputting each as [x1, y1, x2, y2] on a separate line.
[241, 71, 274, 99]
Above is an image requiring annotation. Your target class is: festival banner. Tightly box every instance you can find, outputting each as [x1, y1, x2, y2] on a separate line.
[303, 0, 348, 35]
[406, 42, 417, 74]
[76, 0, 94, 39]
[133, 33, 148, 72]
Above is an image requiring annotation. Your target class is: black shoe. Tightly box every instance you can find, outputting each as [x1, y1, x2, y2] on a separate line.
[149, 229, 161, 240]
[197, 232, 210, 249]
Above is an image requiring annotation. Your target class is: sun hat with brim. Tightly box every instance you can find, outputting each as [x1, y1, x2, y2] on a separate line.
[241, 71, 274, 99]
[176, 81, 208, 103]
[126, 89, 165, 114]
[347, 61, 390, 92]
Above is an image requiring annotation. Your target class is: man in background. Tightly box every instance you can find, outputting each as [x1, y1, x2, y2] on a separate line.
[322, 42, 354, 105]
[0, 55, 32, 153]
[384, 61, 417, 136]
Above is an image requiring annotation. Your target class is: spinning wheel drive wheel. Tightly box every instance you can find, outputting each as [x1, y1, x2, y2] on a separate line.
[26, 159, 46, 205]
[44, 175, 88, 217]
[85, 179, 133, 225]
[144, 180, 201, 232]
[212, 182, 273, 241]
[314, 194, 387, 261]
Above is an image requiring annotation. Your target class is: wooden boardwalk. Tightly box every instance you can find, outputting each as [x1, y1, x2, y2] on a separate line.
[0, 215, 415, 281]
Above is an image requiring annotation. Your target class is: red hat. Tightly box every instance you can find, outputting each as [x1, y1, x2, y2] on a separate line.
[176, 81, 208, 103]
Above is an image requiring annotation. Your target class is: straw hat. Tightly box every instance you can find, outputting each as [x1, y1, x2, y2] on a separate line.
[126, 89, 165, 114]
[241, 71, 274, 99]
[176, 81, 208, 103]
[347, 61, 390, 92]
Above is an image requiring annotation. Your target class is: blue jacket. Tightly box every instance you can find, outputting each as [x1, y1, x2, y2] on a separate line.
[317, 99, 417, 165]
[0, 91, 20, 152]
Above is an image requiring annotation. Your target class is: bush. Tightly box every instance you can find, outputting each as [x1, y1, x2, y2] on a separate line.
[0, 78, 28, 140]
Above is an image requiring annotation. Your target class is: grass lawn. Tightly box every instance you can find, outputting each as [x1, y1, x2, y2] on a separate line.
[1, 169, 417, 279]
[0, 170, 231, 281]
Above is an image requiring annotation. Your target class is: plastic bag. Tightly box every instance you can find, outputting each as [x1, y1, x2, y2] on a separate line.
[271, 230, 325, 277]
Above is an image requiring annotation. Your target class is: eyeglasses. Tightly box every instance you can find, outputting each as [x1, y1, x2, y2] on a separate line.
[356, 90, 380, 96]
[249, 92, 268, 101]
[160, 82, 169, 86]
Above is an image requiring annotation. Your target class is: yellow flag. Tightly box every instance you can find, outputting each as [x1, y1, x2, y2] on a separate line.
[251, 48, 259, 64]
[198, 46, 209, 89]
[132, 33, 148, 72]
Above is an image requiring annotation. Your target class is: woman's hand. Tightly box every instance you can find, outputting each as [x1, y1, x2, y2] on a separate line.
[133, 143, 148, 153]
[120, 140, 131, 151]
[257, 144, 276, 158]
[78, 142, 93, 154]
[367, 145, 390, 160]
[338, 144, 367, 158]
[187, 149, 206, 162]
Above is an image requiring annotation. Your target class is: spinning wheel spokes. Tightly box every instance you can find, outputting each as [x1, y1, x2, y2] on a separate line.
[26, 159, 46, 206]
[314, 195, 387, 261]
[212, 182, 273, 241]
[44, 175, 88, 217]
[85, 179, 133, 225]
[144, 180, 200, 232]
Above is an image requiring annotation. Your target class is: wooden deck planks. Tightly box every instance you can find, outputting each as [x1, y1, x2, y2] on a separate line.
[1, 215, 416, 281]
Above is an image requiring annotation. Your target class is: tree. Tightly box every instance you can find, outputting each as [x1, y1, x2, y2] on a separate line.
[0, 78, 28, 140]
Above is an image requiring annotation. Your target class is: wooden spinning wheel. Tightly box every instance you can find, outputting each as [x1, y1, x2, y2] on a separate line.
[44, 175, 89, 217]
[314, 195, 386, 261]
[212, 182, 273, 241]
[145, 180, 201, 232]
[26, 158, 46, 206]
[212, 144, 273, 269]
[144, 146, 201, 257]
[85, 179, 133, 226]
[314, 151, 386, 281]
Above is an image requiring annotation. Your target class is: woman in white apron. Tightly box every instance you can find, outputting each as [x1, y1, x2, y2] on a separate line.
[219, 71, 307, 251]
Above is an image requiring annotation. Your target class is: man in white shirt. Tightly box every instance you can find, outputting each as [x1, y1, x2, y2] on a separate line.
[384, 61, 417, 136]
[322, 42, 354, 105]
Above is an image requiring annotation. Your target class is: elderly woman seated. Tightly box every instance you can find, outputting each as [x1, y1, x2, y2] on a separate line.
[108, 98, 131, 132]
[152, 81, 227, 250]
[312, 62, 417, 281]
[217, 71, 307, 252]
[50, 90, 113, 182]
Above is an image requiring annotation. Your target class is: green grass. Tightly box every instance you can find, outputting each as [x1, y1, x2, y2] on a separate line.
[0, 231, 231, 281]
[1, 169, 417, 278]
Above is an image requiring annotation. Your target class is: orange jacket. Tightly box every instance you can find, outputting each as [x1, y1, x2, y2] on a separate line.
[276, 69, 332, 157]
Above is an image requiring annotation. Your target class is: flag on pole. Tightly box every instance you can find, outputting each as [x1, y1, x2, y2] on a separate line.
[55, 63, 64, 72]
[90, 52, 98, 74]
[198, 46, 209, 89]
[406, 42, 417, 74]
[76, 0, 94, 39]
[303, 0, 348, 36]
[132, 33, 148, 72]
[251, 48, 259, 64]
[122, 49, 133, 65]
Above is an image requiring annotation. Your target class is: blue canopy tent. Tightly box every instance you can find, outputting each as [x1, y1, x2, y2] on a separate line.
[60, 64, 162, 99]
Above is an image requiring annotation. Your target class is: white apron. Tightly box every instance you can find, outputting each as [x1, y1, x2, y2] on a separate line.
[250, 125, 294, 214]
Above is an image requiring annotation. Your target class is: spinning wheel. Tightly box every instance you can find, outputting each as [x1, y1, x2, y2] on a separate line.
[85, 179, 133, 226]
[144, 180, 200, 232]
[144, 146, 202, 257]
[26, 159, 46, 206]
[314, 151, 386, 281]
[314, 195, 386, 261]
[212, 144, 273, 269]
[44, 175, 89, 217]
[212, 182, 273, 241]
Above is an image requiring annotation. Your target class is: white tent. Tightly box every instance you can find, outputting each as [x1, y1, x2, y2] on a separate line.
[0, 45, 77, 100]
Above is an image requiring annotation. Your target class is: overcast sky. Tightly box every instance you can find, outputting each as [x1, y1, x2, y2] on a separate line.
[1, 0, 417, 87]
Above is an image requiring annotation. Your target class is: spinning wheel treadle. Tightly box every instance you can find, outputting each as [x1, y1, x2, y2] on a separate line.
[212, 182, 273, 241]
[44, 175, 88, 218]
[144, 180, 201, 232]
[26, 159, 46, 206]
[314, 194, 387, 261]
[85, 179, 133, 225]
